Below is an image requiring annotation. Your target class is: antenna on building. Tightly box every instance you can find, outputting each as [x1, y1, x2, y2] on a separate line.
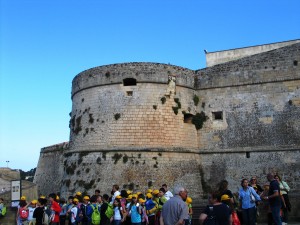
[204, 49, 208, 54]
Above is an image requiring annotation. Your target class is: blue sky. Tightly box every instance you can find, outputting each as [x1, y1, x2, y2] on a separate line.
[1, 0, 300, 171]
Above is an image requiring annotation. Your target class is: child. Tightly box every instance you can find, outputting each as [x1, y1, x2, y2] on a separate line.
[33, 198, 48, 225]
[139, 198, 148, 225]
[27, 200, 37, 223]
[59, 198, 68, 225]
[112, 198, 124, 225]
[185, 197, 193, 225]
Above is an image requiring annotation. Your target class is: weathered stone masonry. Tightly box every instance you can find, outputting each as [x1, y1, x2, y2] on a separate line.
[34, 40, 300, 219]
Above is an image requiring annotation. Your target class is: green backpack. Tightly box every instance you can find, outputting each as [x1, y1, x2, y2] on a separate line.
[1, 206, 6, 216]
[105, 203, 114, 219]
[91, 205, 101, 225]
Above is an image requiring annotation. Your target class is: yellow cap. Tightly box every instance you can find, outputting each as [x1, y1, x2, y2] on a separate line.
[221, 194, 230, 201]
[126, 195, 132, 200]
[152, 190, 159, 195]
[83, 196, 90, 200]
[56, 196, 60, 200]
[136, 192, 142, 196]
[116, 195, 122, 199]
[76, 192, 82, 196]
[146, 189, 153, 193]
[186, 197, 192, 204]
[127, 190, 132, 195]
[73, 198, 79, 203]
[146, 193, 153, 199]
[40, 195, 46, 199]
[132, 194, 138, 198]
[31, 200, 38, 204]
[21, 196, 26, 200]
[139, 198, 146, 203]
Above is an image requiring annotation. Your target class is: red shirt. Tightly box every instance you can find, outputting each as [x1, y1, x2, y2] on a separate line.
[51, 201, 61, 222]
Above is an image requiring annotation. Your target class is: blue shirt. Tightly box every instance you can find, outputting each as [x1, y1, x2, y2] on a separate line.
[239, 186, 261, 209]
[130, 205, 142, 223]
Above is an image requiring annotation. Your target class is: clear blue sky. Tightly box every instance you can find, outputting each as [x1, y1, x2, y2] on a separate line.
[1, 0, 299, 171]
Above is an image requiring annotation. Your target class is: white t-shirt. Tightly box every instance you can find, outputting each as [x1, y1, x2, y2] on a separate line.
[113, 206, 123, 220]
[164, 190, 173, 200]
[27, 206, 36, 221]
[110, 191, 121, 204]
[71, 207, 78, 223]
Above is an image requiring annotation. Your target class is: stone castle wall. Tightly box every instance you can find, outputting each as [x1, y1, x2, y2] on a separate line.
[69, 84, 198, 151]
[34, 143, 67, 195]
[34, 41, 300, 219]
[60, 151, 203, 199]
[205, 39, 300, 67]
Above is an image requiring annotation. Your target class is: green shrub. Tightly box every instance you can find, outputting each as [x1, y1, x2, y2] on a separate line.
[112, 153, 123, 164]
[114, 113, 121, 120]
[193, 95, 200, 106]
[192, 111, 208, 130]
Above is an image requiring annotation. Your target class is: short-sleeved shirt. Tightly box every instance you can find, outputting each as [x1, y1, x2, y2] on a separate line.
[161, 195, 188, 225]
[130, 205, 142, 223]
[268, 180, 281, 207]
[222, 190, 233, 198]
[203, 204, 231, 225]
[33, 206, 44, 225]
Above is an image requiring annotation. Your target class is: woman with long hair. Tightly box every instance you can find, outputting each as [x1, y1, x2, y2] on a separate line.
[239, 179, 261, 225]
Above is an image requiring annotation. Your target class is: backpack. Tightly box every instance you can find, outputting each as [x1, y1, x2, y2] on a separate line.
[91, 204, 101, 225]
[43, 207, 52, 225]
[203, 206, 219, 225]
[105, 203, 114, 219]
[19, 207, 29, 220]
[0, 206, 6, 216]
[43, 211, 50, 225]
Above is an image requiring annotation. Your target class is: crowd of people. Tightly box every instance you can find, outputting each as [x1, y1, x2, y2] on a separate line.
[0, 173, 291, 225]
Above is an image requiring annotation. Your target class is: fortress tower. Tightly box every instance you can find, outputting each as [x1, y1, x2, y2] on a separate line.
[34, 40, 300, 215]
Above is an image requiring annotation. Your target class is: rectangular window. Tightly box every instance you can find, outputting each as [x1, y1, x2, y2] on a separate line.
[126, 91, 133, 96]
[212, 111, 223, 120]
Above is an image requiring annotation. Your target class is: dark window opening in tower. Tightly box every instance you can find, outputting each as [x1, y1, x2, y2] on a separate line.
[123, 78, 137, 86]
[212, 111, 223, 120]
[246, 152, 250, 158]
[184, 114, 194, 123]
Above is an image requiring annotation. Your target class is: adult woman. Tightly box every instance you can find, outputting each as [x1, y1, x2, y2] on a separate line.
[274, 174, 291, 224]
[199, 191, 232, 225]
[239, 179, 261, 225]
[249, 176, 263, 195]
[218, 180, 235, 205]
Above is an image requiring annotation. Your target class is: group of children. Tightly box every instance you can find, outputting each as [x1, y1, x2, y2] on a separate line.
[11, 183, 193, 225]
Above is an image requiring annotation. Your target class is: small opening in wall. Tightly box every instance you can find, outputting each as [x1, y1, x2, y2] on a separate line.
[246, 152, 250, 158]
[184, 114, 194, 123]
[212, 111, 223, 120]
[126, 91, 133, 96]
[123, 78, 137, 86]
[294, 60, 298, 66]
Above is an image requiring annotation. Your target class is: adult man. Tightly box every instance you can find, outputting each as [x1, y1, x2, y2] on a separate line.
[263, 173, 282, 225]
[110, 184, 121, 204]
[162, 184, 173, 200]
[160, 186, 188, 225]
